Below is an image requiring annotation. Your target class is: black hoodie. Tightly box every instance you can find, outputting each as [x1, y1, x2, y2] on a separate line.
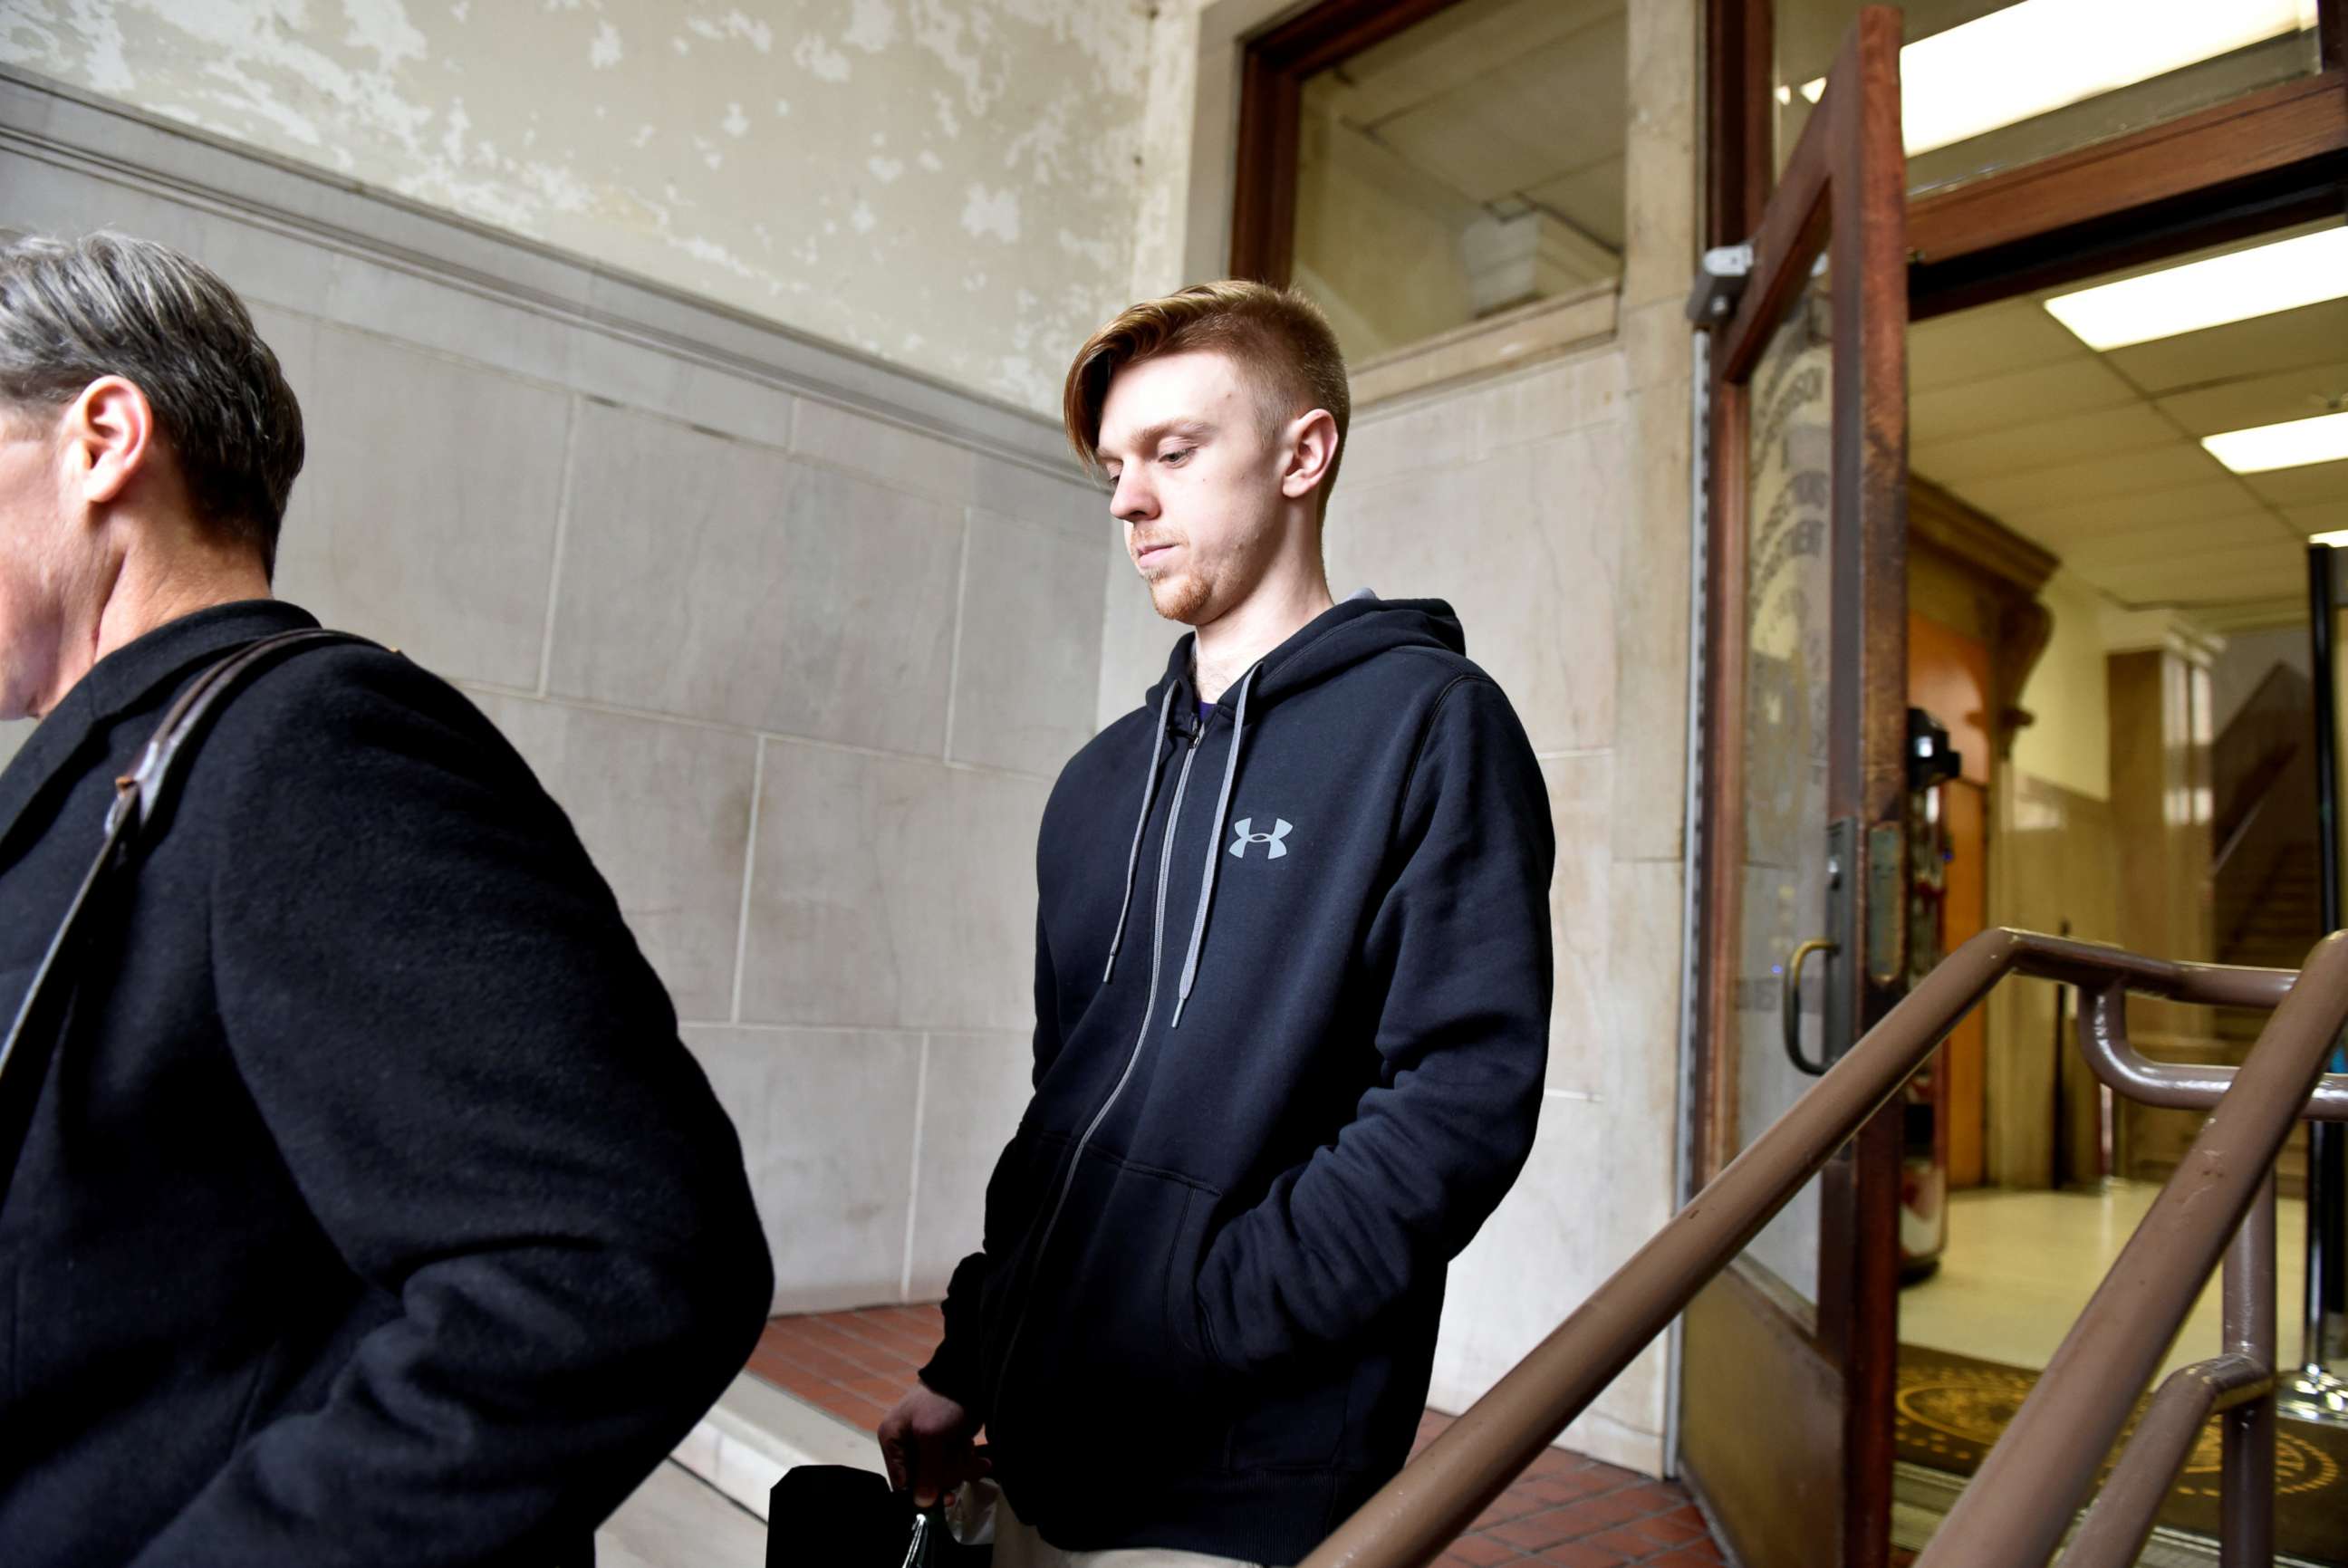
[921, 594, 1554, 1563]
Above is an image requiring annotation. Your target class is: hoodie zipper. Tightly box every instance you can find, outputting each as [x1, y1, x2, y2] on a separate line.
[988, 713, 1204, 1415]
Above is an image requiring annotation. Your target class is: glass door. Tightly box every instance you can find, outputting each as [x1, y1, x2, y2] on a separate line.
[1681, 10, 1911, 1568]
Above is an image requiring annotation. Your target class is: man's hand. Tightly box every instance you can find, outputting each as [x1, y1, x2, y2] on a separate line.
[877, 1382, 986, 1507]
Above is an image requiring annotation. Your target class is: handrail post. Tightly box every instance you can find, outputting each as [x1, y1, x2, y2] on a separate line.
[1295, 928, 2348, 1568]
[2221, 1170, 2277, 1568]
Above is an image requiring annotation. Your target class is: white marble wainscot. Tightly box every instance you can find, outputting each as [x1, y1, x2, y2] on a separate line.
[0, 68, 1111, 1319]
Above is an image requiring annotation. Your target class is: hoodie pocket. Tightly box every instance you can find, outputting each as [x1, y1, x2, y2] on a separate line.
[995, 1150, 1224, 1453]
[1223, 1363, 1353, 1472]
[974, 1129, 1070, 1400]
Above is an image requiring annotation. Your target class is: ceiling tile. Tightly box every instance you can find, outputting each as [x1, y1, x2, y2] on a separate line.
[1948, 442, 2220, 520]
[2084, 553, 2307, 607]
[1913, 401, 2178, 484]
[2101, 298, 2348, 396]
[1910, 358, 2138, 444]
[2156, 360, 2348, 437]
[1910, 299, 2085, 391]
[1988, 477, 2261, 544]
[2283, 503, 2348, 537]
[2244, 457, 2348, 510]
[2058, 511, 2297, 570]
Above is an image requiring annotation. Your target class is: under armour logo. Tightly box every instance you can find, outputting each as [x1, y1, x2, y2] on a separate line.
[1229, 818, 1293, 860]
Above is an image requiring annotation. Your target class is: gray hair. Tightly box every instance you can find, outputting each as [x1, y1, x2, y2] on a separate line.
[0, 231, 302, 572]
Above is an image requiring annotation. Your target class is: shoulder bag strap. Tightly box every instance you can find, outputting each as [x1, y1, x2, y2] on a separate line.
[0, 627, 382, 1208]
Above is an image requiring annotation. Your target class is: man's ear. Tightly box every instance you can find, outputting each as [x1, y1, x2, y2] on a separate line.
[61, 376, 157, 511]
[1279, 408, 1340, 504]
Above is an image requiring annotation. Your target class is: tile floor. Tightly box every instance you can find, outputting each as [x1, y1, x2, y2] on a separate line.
[748, 1310, 1728, 1566]
[1900, 1181, 2312, 1380]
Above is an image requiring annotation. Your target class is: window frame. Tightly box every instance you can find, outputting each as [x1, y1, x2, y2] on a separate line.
[1227, 0, 1466, 285]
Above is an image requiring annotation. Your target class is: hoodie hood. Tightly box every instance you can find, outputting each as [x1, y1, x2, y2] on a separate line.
[1140, 593, 1467, 717]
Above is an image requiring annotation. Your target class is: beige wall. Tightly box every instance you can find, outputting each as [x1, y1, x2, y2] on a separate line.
[0, 0, 1155, 413]
[2011, 569, 2113, 803]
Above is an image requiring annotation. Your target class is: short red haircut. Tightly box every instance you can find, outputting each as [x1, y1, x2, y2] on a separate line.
[1063, 280, 1351, 514]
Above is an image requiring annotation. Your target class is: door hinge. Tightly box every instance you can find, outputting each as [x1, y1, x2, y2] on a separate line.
[1686, 242, 1755, 324]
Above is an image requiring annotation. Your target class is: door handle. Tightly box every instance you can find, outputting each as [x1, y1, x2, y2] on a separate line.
[1783, 938, 1838, 1076]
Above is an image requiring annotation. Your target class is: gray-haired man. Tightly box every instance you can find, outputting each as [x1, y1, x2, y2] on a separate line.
[0, 232, 772, 1564]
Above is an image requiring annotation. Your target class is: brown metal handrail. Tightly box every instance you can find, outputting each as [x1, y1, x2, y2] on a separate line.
[1295, 928, 2348, 1568]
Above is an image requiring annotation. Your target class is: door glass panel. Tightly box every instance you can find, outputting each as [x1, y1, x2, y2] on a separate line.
[1775, 0, 2323, 196]
[1737, 284, 1836, 1302]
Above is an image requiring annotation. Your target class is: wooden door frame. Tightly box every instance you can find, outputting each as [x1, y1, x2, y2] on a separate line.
[1688, 12, 1909, 1566]
[1225, 0, 1467, 284]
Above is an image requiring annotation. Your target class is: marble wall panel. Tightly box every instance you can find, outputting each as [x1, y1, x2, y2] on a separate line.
[905, 1030, 1037, 1300]
[1429, 1097, 1602, 1394]
[472, 694, 756, 1024]
[1544, 754, 1616, 1099]
[1621, 0, 1700, 313]
[740, 741, 1045, 1034]
[685, 1025, 922, 1314]
[973, 455, 1108, 546]
[1604, 861, 1690, 1149]
[547, 402, 960, 754]
[1325, 428, 1622, 756]
[1339, 386, 1484, 492]
[1469, 353, 1629, 457]
[313, 257, 574, 393]
[563, 329, 797, 451]
[283, 325, 569, 691]
[791, 399, 977, 510]
[1610, 385, 1695, 864]
[949, 512, 1110, 777]
[5, 88, 1141, 1321]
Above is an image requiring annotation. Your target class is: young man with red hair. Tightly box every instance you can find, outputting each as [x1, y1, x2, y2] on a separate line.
[881, 283, 1555, 1567]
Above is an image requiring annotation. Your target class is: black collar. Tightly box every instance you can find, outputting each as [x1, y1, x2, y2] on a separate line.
[0, 599, 320, 862]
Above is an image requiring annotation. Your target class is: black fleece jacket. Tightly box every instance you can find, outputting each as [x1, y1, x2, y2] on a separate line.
[921, 595, 1554, 1563]
[0, 601, 772, 1567]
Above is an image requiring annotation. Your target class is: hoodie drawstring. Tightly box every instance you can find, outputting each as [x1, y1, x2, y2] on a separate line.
[1102, 682, 1179, 985]
[1169, 662, 1260, 1029]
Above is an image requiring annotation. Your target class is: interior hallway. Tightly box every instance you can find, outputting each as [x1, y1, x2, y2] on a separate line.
[1901, 1183, 2311, 1380]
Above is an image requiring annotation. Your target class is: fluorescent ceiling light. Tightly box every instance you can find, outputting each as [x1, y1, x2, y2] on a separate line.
[2204, 411, 2348, 475]
[2311, 529, 2348, 547]
[2044, 226, 2348, 350]
[1795, 0, 2314, 156]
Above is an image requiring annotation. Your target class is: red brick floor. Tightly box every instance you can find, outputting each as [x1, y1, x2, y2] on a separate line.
[749, 1311, 1727, 1566]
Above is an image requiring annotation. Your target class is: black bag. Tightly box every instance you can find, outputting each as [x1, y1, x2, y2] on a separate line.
[765, 1466, 991, 1568]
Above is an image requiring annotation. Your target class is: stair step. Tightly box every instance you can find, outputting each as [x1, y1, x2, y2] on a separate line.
[665, 1371, 879, 1525]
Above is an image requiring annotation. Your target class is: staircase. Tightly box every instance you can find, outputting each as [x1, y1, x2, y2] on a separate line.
[2216, 854, 2318, 1196]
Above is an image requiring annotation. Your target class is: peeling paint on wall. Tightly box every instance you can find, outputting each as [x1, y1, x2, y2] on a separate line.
[0, 0, 1157, 410]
